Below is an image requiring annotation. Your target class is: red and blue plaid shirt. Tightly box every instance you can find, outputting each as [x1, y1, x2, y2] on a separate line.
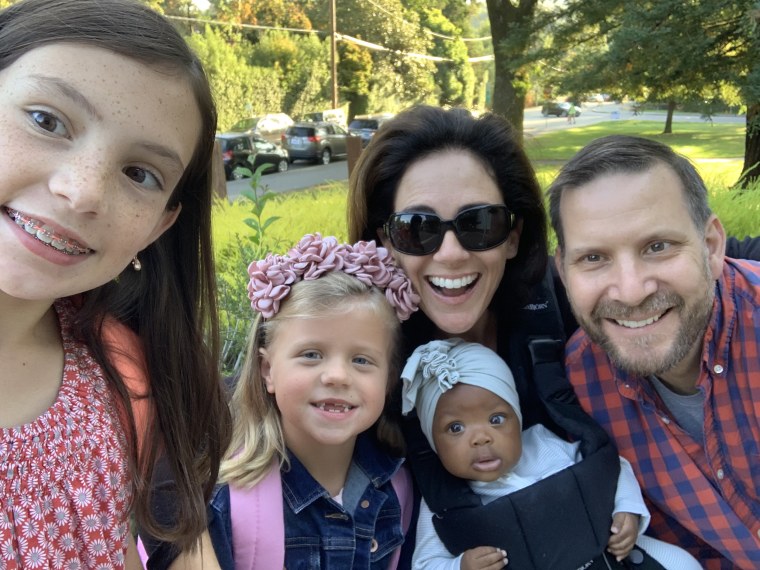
[566, 258, 760, 570]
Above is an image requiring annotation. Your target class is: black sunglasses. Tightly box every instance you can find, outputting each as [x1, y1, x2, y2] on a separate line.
[383, 204, 515, 256]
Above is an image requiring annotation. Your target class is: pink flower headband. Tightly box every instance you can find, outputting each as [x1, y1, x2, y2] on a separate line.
[247, 233, 420, 321]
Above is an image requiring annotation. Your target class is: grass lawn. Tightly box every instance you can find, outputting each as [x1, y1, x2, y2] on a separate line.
[525, 121, 745, 160]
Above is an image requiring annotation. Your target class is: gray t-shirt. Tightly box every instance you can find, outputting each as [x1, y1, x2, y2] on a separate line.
[650, 375, 705, 443]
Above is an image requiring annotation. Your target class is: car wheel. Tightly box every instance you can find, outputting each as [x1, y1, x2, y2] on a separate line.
[277, 159, 288, 173]
[320, 148, 332, 165]
[231, 168, 245, 180]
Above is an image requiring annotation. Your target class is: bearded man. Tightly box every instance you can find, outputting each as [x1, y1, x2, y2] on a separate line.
[548, 135, 760, 570]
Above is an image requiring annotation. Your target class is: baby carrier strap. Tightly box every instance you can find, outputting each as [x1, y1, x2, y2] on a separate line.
[229, 463, 413, 570]
[428, 338, 621, 570]
[405, 268, 624, 569]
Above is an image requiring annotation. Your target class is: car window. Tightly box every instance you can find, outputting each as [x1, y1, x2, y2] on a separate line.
[333, 124, 347, 135]
[289, 126, 314, 137]
[229, 138, 250, 151]
[349, 119, 379, 130]
[253, 138, 273, 151]
[317, 127, 329, 136]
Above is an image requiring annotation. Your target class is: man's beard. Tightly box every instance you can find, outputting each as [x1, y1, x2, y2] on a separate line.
[572, 264, 715, 378]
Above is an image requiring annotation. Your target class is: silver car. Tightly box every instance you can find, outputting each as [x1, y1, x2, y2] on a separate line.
[281, 122, 349, 165]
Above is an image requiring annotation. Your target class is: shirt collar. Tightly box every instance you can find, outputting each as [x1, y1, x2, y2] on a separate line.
[280, 433, 404, 513]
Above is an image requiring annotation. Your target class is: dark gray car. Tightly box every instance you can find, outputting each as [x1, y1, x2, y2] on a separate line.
[281, 122, 349, 165]
[216, 133, 289, 180]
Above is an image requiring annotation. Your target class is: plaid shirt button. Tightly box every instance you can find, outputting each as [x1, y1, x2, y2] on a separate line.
[713, 364, 724, 374]
[717, 469, 724, 480]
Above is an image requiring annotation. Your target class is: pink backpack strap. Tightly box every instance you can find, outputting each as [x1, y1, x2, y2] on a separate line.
[229, 464, 285, 570]
[388, 464, 414, 569]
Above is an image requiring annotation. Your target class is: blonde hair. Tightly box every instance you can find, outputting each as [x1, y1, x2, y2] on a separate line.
[219, 271, 403, 487]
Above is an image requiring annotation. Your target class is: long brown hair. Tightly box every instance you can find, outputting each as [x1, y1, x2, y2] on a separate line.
[348, 105, 548, 318]
[0, 0, 231, 550]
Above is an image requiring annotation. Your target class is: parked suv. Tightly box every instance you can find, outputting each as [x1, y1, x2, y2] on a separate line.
[348, 113, 394, 147]
[216, 133, 289, 180]
[229, 113, 294, 144]
[281, 122, 349, 164]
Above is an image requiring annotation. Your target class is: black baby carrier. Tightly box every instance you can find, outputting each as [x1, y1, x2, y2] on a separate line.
[401, 268, 666, 570]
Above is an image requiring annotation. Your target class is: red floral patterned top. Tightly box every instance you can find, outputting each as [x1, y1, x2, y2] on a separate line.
[0, 299, 132, 569]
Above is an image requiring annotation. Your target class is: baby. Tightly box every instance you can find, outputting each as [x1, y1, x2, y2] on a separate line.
[401, 338, 702, 570]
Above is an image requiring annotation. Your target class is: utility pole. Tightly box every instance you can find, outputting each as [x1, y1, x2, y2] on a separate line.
[329, 0, 338, 108]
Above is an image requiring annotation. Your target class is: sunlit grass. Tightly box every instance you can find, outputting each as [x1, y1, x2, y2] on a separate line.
[525, 121, 745, 161]
[213, 181, 349, 256]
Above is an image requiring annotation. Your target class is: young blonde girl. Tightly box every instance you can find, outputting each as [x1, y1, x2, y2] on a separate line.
[144, 234, 419, 569]
[0, 0, 230, 567]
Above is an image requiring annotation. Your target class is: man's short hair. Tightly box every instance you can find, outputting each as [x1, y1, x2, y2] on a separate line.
[547, 135, 712, 251]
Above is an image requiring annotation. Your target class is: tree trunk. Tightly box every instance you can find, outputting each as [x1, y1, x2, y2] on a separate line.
[739, 102, 760, 187]
[486, 0, 538, 139]
[491, 67, 526, 135]
[662, 100, 676, 134]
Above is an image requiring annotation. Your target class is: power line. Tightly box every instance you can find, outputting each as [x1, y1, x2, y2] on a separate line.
[337, 33, 493, 63]
[166, 14, 494, 64]
[362, 0, 491, 43]
[167, 14, 323, 35]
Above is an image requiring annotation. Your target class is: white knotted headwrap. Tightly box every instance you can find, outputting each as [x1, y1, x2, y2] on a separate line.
[400, 338, 522, 452]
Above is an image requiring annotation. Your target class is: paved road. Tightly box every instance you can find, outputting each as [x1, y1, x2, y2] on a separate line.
[225, 159, 348, 200]
[524, 101, 744, 137]
[225, 103, 745, 199]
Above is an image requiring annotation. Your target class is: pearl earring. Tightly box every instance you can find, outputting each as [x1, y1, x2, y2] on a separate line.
[131, 256, 142, 271]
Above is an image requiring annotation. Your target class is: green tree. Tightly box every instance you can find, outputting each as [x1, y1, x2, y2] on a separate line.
[251, 31, 331, 118]
[739, 5, 760, 185]
[187, 25, 284, 130]
[421, 8, 476, 107]
[551, 0, 760, 184]
[337, 41, 373, 117]
[485, 0, 538, 134]
[310, 0, 436, 116]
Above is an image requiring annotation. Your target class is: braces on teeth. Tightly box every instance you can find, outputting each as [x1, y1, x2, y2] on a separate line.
[7, 208, 91, 255]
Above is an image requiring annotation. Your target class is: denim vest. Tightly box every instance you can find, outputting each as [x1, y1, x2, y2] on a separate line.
[203, 434, 406, 570]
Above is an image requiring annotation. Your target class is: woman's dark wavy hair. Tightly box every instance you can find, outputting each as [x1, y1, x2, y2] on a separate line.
[347, 105, 548, 339]
[0, 0, 231, 551]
